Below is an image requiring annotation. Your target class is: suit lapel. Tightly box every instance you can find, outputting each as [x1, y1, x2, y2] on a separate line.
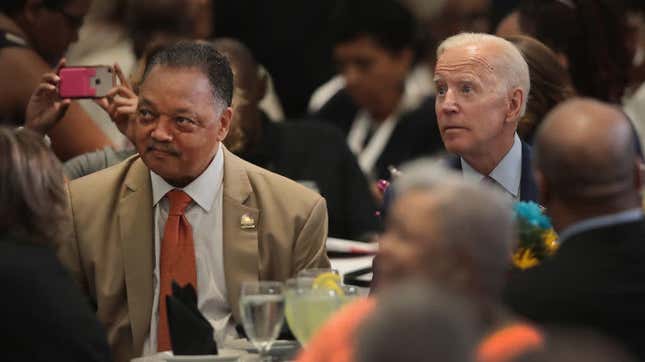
[519, 142, 538, 202]
[118, 158, 154, 353]
[221, 149, 259, 323]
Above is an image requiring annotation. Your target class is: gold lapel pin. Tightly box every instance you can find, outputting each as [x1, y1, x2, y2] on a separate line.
[240, 214, 255, 229]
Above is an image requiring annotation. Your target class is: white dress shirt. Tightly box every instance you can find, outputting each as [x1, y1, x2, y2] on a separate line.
[143, 147, 238, 354]
[461, 134, 522, 199]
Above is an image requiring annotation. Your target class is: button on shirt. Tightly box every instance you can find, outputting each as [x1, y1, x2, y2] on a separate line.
[143, 148, 238, 354]
[461, 133, 522, 199]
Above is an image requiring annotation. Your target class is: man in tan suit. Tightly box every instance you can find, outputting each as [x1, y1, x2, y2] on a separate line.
[58, 41, 329, 362]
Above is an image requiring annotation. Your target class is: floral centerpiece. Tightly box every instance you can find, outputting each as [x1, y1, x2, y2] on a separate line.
[512, 201, 559, 270]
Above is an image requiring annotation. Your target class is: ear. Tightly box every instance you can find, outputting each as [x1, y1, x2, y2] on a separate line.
[217, 106, 233, 141]
[505, 87, 524, 125]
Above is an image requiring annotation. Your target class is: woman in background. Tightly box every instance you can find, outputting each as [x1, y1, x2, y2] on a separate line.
[0, 127, 111, 361]
[506, 35, 575, 143]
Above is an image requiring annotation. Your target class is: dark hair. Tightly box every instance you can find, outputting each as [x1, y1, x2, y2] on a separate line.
[0, 127, 67, 246]
[125, 0, 196, 58]
[330, 0, 417, 54]
[142, 41, 234, 106]
[518, 0, 633, 103]
[1, 0, 66, 14]
[507, 35, 575, 143]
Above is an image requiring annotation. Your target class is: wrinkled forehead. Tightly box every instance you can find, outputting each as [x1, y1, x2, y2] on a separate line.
[435, 44, 497, 81]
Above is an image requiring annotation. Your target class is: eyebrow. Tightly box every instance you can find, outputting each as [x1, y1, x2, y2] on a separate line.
[138, 97, 153, 108]
[138, 97, 199, 117]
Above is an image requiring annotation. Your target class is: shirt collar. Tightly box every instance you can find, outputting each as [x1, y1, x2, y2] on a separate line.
[461, 134, 522, 198]
[150, 144, 224, 212]
[558, 208, 644, 244]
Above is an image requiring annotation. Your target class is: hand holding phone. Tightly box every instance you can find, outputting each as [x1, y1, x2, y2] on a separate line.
[93, 63, 138, 141]
[58, 65, 115, 98]
[25, 58, 72, 134]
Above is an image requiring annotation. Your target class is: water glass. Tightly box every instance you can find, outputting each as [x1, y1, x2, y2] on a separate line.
[239, 281, 285, 361]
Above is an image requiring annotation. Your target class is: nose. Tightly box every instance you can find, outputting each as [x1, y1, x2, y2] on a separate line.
[150, 116, 173, 142]
[439, 88, 459, 114]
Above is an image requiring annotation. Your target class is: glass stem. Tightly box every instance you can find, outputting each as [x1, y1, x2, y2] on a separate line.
[259, 346, 273, 362]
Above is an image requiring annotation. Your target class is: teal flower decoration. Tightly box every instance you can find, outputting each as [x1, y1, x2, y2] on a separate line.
[513, 201, 552, 229]
[512, 201, 558, 269]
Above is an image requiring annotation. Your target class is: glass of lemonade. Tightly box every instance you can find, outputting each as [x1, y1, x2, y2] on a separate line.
[239, 281, 285, 361]
[284, 275, 359, 345]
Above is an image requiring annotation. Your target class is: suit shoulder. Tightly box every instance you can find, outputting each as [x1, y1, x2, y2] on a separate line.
[68, 155, 142, 203]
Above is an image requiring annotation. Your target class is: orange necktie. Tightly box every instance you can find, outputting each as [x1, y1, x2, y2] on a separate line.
[157, 189, 197, 352]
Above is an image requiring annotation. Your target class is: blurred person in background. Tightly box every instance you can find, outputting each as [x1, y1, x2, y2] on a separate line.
[126, 0, 212, 60]
[624, 0, 645, 152]
[311, 0, 443, 188]
[0, 126, 111, 361]
[0, 0, 113, 160]
[297, 160, 543, 362]
[355, 283, 479, 362]
[504, 98, 645, 360]
[513, 328, 635, 362]
[496, 0, 645, 150]
[64, 0, 136, 149]
[400, 0, 493, 75]
[504, 35, 575, 143]
[515, 0, 633, 105]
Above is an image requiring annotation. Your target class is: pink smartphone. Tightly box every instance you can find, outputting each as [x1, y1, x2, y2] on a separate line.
[58, 66, 115, 98]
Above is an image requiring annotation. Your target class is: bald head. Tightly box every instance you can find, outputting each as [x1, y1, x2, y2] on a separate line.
[534, 98, 639, 205]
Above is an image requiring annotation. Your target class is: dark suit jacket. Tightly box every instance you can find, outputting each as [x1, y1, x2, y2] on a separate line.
[314, 89, 444, 180]
[447, 141, 538, 202]
[241, 116, 380, 239]
[504, 218, 645, 359]
[0, 233, 111, 362]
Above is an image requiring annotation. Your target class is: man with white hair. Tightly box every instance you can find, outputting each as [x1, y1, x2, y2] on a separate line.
[434, 32, 537, 201]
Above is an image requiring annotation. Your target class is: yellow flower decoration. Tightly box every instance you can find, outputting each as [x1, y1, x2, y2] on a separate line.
[513, 249, 540, 270]
[512, 201, 559, 270]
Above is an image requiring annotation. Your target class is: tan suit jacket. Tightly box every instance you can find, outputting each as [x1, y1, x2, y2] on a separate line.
[58, 148, 330, 362]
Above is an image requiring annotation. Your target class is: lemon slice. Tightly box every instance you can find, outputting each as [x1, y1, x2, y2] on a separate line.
[312, 272, 344, 296]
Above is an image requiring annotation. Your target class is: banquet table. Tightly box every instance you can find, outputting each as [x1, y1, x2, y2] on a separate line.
[131, 238, 375, 362]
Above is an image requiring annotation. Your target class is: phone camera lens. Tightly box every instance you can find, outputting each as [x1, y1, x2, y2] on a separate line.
[95, 79, 101, 85]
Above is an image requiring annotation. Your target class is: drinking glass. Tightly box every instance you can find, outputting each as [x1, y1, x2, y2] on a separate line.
[296, 268, 339, 279]
[239, 281, 285, 361]
[284, 277, 359, 345]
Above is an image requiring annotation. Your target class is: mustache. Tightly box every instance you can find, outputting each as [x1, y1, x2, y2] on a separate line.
[146, 143, 181, 156]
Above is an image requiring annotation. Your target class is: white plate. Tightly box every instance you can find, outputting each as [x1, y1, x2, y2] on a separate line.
[242, 340, 300, 353]
[163, 348, 243, 362]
